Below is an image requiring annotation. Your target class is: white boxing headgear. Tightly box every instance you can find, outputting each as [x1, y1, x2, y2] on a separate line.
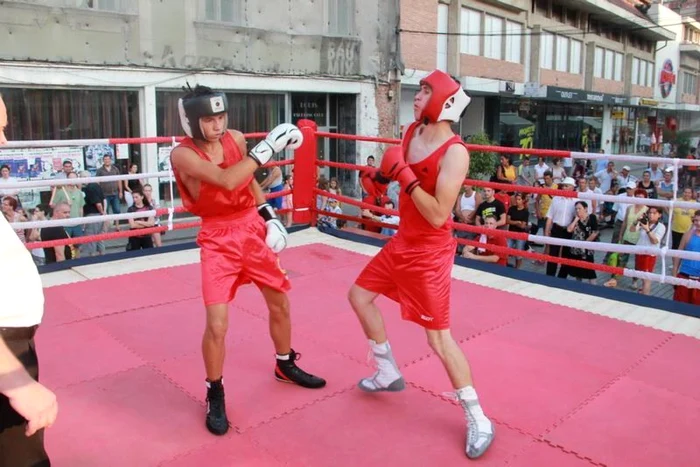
[418, 70, 471, 123]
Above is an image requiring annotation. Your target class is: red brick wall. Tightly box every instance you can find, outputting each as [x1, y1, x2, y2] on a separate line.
[401, 0, 437, 71]
[592, 79, 624, 94]
[540, 69, 584, 88]
[375, 82, 400, 138]
[631, 85, 653, 98]
[459, 54, 525, 82]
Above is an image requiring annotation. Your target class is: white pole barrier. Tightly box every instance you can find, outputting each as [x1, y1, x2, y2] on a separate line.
[570, 151, 700, 167]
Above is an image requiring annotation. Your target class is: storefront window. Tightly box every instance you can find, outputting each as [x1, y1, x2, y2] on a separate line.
[498, 98, 538, 152]
[291, 92, 358, 195]
[0, 87, 140, 207]
[611, 106, 636, 154]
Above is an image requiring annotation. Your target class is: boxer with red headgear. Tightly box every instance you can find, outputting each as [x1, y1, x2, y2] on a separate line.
[348, 70, 495, 459]
[171, 85, 326, 436]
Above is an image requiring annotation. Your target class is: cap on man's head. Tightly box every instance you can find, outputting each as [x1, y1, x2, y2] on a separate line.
[626, 181, 637, 190]
[560, 177, 576, 186]
[622, 165, 631, 171]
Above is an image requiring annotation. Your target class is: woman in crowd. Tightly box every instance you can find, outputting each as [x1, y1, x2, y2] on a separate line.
[126, 189, 154, 250]
[673, 210, 700, 305]
[506, 193, 529, 269]
[559, 201, 599, 284]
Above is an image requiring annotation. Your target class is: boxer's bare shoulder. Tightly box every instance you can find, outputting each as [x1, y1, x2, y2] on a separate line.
[227, 129, 247, 156]
[435, 144, 470, 208]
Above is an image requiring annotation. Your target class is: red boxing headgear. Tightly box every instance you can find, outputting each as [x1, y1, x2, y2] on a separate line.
[418, 70, 471, 123]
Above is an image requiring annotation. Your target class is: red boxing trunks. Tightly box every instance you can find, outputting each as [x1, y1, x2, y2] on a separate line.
[198, 208, 290, 306]
[355, 237, 456, 330]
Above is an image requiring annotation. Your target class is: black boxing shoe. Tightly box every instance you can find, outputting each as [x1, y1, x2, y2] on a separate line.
[205, 378, 230, 435]
[274, 349, 327, 389]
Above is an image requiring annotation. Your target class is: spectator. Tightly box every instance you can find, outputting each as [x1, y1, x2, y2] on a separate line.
[633, 206, 667, 295]
[320, 198, 343, 229]
[604, 188, 649, 288]
[517, 156, 536, 187]
[80, 170, 106, 257]
[362, 199, 399, 237]
[142, 183, 163, 247]
[123, 163, 144, 208]
[551, 158, 566, 183]
[475, 187, 506, 229]
[559, 201, 599, 283]
[535, 171, 557, 237]
[49, 159, 74, 202]
[506, 193, 529, 269]
[0, 164, 19, 200]
[533, 157, 550, 183]
[673, 210, 700, 305]
[281, 174, 294, 228]
[544, 177, 576, 276]
[48, 171, 85, 240]
[126, 190, 155, 251]
[259, 165, 284, 210]
[671, 188, 695, 250]
[587, 176, 602, 220]
[461, 215, 508, 266]
[41, 202, 73, 264]
[637, 170, 657, 199]
[25, 204, 49, 266]
[496, 155, 516, 184]
[96, 154, 122, 228]
[1, 196, 26, 243]
[648, 162, 664, 183]
[657, 168, 674, 201]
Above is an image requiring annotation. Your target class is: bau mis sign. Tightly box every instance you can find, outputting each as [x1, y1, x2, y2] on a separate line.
[546, 86, 628, 105]
[659, 59, 676, 99]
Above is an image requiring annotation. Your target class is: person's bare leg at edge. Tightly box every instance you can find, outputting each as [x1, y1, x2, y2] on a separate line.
[349, 285, 495, 459]
[202, 287, 325, 435]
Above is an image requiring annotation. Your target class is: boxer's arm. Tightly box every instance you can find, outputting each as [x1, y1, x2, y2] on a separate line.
[249, 179, 267, 205]
[410, 145, 469, 229]
[170, 131, 257, 191]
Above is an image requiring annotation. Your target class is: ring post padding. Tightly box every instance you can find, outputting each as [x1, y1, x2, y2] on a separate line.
[294, 119, 318, 225]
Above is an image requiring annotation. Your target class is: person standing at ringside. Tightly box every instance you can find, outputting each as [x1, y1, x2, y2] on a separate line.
[0, 94, 58, 467]
[349, 70, 495, 459]
[170, 85, 326, 436]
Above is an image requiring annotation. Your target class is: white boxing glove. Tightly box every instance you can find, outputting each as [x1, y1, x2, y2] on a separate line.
[248, 123, 303, 167]
[257, 202, 288, 253]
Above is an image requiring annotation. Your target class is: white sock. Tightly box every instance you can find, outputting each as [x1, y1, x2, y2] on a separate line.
[276, 353, 290, 361]
[457, 386, 492, 433]
[368, 340, 402, 387]
[369, 339, 390, 355]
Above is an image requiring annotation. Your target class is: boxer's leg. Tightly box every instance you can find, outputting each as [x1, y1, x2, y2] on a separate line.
[202, 303, 230, 436]
[426, 329, 494, 459]
[348, 284, 404, 393]
[260, 287, 326, 389]
[347, 284, 387, 343]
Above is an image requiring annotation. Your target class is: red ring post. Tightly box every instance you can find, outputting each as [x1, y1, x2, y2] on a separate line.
[294, 119, 318, 225]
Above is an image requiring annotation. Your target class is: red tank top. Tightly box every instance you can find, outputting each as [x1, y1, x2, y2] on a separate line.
[396, 121, 467, 244]
[173, 132, 256, 219]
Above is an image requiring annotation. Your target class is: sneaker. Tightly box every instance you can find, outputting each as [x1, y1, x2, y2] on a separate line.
[275, 349, 326, 389]
[205, 379, 230, 436]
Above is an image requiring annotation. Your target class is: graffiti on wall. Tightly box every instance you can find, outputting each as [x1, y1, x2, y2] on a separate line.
[321, 38, 361, 76]
[160, 45, 236, 69]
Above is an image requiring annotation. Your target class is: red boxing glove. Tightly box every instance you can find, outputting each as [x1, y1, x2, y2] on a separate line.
[379, 146, 420, 195]
[360, 167, 389, 198]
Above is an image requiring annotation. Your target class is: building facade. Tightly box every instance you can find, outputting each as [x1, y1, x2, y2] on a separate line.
[0, 0, 401, 201]
[399, 0, 683, 155]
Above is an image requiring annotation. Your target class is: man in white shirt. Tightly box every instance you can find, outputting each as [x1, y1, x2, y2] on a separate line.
[544, 177, 577, 276]
[0, 93, 57, 467]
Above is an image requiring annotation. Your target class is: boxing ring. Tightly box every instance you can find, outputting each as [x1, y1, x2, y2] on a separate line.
[4, 123, 700, 466]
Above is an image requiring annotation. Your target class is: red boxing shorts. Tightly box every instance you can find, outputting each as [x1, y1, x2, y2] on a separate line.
[635, 254, 657, 273]
[355, 237, 456, 330]
[674, 273, 700, 305]
[197, 208, 291, 306]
